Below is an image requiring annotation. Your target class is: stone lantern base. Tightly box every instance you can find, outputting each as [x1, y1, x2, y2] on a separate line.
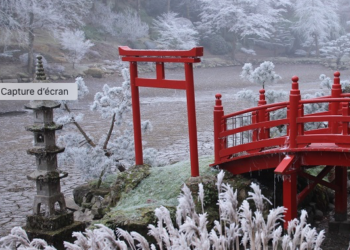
[24, 212, 85, 250]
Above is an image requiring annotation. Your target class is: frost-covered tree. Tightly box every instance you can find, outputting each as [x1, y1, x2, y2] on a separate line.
[0, 0, 91, 72]
[56, 69, 160, 183]
[293, 0, 341, 57]
[338, 0, 350, 29]
[240, 61, 282, 89]
[253, 20, 294, 56]
[320, 34, 350, 69]
[91, 5, 149, 44]
[90, 2, 119, 38]
[57, 29, 94, 69]
[197, 0, 291, 58]
[0, 1, 26, 53]
[114, 8, 149, 43]
[152, 12, 199, 50]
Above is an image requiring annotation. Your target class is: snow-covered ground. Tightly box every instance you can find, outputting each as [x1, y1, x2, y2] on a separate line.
[0, 64, 349, 236]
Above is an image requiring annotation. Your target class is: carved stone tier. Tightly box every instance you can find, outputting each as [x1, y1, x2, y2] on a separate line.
[32, 193, 67, 216]
[27, 146, 65, 155]
[27, 170, 68, 216]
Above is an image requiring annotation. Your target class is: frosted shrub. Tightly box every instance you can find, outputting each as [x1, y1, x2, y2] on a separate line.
[236, 89, 258, 106]
[240, 61, 282, 89]
[319, 73, 350, 91]
[0, 227, 56, 250]
[0, 171, 326, 250]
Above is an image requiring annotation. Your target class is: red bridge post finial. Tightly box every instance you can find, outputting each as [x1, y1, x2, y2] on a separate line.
[214, 93, 222, 109]
[258, 89, 266, 106]
[214, 94, 225, 164]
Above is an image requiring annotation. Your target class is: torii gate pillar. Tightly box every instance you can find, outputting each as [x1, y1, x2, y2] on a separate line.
[119, 46, 203, 177]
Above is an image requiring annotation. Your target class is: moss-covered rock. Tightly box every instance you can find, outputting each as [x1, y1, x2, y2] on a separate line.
[108, 164, 151, 207]
[96, 157, 217, 233]
[73, 165, 151, 220]
[95, 157, 274, 236]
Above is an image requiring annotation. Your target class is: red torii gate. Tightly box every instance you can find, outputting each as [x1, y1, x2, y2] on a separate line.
[118, 46, 203, 177]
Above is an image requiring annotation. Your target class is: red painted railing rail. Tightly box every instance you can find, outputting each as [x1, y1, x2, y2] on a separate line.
[213, 71, 350, 165]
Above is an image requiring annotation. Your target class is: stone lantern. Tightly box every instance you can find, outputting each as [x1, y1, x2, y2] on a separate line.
[24, 56, 84, 247]
[25, 100, 67, 217]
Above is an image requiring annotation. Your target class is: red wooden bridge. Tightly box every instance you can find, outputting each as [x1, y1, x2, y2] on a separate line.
[119, 46, 349, 228]
[212, 72, 350, 227]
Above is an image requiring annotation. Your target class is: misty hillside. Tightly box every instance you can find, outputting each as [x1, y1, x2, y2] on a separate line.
[0, 0, 349, 79]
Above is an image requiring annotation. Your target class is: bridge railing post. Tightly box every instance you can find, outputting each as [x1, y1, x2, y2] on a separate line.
[214, 94, 225, 164]
[289, 76, 301, 148]
[258, 89, 268, 140]
[252, 111, 258, 142]
[298, 104, 304, 136]
[330, 72, 342, 134]
[342, 102, 349, 135]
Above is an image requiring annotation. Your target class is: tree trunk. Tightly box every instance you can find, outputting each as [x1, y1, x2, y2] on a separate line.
[64, 104, 96, 147]
[27, 12, 35, 75]
[314, 35, 319, 58]
[103, 113, 116, 150]
[336, 56, 341, 69]
[231, 37, 237, 60]
[185, 0, 190, 19]
[137, 0, 141, 15]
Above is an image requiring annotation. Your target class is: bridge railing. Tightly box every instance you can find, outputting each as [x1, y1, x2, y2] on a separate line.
[213, 72, 350, 165]
[297, 98, 350, 145]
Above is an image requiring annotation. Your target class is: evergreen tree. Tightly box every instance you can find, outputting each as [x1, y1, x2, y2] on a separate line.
[293, 0, 341, 57]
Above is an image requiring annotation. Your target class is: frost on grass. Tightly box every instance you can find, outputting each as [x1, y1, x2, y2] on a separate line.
[111, 157, 215, 213]
[1, 170, 326, 250]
